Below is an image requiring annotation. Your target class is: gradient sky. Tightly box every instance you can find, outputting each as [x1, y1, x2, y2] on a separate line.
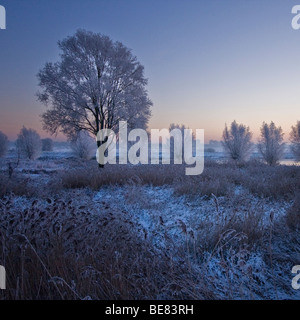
[0, 0, 300, 142]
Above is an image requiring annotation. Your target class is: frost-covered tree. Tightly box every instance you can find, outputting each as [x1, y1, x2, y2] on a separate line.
[290, 121, 300, 161]
[167, 123, 195, 163]
[222, 120, 253, 162]
[42, 138, 53, 151]
[16, 127, 42, 160]
[0, 131, 8, 157]
[37, 29, 152, 166]
[258, 122, 285, 166]
[70, 131, 95, 160]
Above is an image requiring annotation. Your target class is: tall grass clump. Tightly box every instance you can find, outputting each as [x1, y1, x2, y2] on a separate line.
[286, 192, 300, 231]
[0, 193, 215, 300]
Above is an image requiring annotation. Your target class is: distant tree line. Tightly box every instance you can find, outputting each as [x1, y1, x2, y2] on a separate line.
[0, 120, 299, 167]
[222, 120, 300, 166]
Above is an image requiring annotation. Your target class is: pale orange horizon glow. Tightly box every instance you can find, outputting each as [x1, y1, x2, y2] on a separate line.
[1, 104, 297, 144]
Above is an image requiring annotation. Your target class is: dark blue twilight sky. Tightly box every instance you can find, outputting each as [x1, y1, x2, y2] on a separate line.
[0, 0, 300, 141]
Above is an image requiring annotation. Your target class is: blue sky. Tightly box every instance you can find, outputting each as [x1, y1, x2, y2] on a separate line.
[0, 0, 300, 142]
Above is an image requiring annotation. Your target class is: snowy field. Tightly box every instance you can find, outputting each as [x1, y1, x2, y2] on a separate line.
[0, 142, 300, 300]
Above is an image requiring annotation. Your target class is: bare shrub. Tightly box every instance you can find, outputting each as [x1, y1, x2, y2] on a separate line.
[258, 122, 285, 166]
[236, 161, 300, 200]
[196, 207, 264, 253]
[172, 160, 299, 200]
[222, 120, 253, 162]
[205, 147, 215, 153]
[286, 192, 300, 231]
[0, 131, 8, 157]
[70, 132, 95, 160]
[15, 127, 42, 160]
[174, 172, 233, 198]
[42, 138, 53, 151]
[290, 121, 300, 161]
[0, 173, 36, 198]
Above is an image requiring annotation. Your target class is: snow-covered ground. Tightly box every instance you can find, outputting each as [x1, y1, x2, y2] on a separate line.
[1, 182, 298, 299]
[0, 145, 300, 300]
[92, 184, 299, 300]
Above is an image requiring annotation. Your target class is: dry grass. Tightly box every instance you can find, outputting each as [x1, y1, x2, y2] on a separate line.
[286, 192, 300, 231]
[1, 159, 298, 201]
[51, 159, 300, 200]
[0, 192, 215, 300]
[58, 163, 183, 190]
[0, 173, 36, 198]
[0, 159, 299, 300]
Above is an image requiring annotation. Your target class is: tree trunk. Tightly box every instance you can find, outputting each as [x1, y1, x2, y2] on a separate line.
[97, 140, 104, 169]
[95, 105, 104, 169]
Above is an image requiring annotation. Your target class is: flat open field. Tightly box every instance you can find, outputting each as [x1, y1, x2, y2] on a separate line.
[0, 145, 300, 300]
